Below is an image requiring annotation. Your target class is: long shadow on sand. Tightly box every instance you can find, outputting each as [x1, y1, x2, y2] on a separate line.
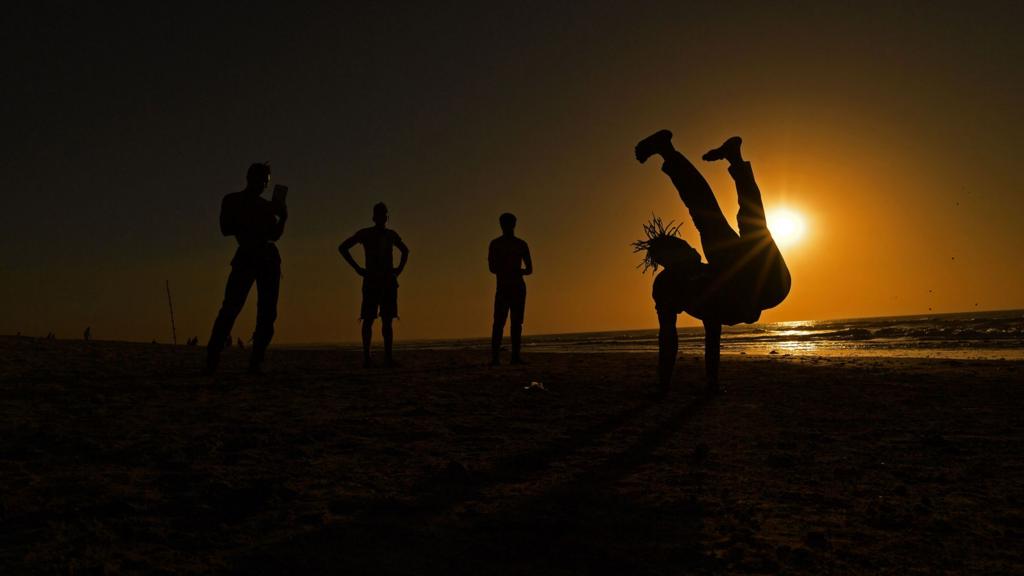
[233, 394, 718, 575]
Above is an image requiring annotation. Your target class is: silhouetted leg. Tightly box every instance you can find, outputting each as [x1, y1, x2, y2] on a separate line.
[249, 259, 281, 372]
[491, 293, 510, 365]
[509, 286, 526, 364]
[729, 161, 791, 310]
[660, 151, 740, 265]
[510, 325, 523, 362]
[361, 283, 384, 367]
[361, 319, 374, 367]
[382, 318, 394, 364]
[703, 320, 722, 393]
[657, 310, 678, 395]
[728, 162, 766, 236]
[206, 264, 256, 372]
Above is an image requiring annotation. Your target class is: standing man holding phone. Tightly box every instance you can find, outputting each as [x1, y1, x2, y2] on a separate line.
[205, 162, 288, 374]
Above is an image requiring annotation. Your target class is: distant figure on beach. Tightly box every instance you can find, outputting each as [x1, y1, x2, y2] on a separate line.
[205, 162, 288, 374]
[83, 326, 91, 341]
[338, 202, 410, 367]
[489, 212, 533, 365]
[634, 131, 791, 395]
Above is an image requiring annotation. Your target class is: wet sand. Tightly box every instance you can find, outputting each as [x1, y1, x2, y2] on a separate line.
[2, 336, 1022, 574]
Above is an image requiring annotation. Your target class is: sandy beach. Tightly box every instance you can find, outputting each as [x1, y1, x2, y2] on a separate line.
[1, 336, 1022, 574]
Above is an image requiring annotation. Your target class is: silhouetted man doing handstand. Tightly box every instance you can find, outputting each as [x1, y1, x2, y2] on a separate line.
[339, 202, 409, 367]
[489, 212, 533, 365]
[634, 131, 791, 395]
[206, 162, 288, 374]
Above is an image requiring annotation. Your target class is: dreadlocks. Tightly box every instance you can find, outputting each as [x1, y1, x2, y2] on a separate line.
[632, 215, 701, 273]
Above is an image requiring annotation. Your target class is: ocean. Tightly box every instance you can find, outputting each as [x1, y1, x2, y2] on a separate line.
[391, 309, 1024, 360]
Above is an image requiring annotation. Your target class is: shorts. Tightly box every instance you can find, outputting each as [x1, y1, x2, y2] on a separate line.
[361, 279, 398, 320]
[494, 283, 526, 325]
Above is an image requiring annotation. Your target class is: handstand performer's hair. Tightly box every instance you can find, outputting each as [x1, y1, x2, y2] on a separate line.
[632, 215, 697, 273]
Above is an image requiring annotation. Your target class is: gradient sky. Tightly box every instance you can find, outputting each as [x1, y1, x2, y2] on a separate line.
[3, 1, 1022, 343]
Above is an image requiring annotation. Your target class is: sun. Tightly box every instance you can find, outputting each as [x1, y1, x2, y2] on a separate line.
[766, 208, 806, 247]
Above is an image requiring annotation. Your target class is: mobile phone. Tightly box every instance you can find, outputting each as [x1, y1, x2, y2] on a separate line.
[272, 184, 288, 203]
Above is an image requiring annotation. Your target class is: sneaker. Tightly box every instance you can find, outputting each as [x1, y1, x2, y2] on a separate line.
[635, 129, 674, 163]
[702, 136, 742, 162]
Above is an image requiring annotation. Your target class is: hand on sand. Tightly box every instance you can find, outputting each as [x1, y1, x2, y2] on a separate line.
[702, 136, 742, 162]
[635, 129, 674, 163]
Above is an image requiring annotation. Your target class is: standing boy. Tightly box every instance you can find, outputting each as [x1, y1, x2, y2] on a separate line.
[488, 212, 533, 365]
[339, 202, 409, 367]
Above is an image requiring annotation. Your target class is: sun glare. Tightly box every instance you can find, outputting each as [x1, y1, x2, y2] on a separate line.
[767, 209, 806, 247]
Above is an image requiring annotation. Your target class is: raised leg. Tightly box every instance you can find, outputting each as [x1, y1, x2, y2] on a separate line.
[660, 151, 740, 265]
[729, 161, 769, 238]
[706, 137, 792, 312]
[636, 130, 739, 266]
[727, 160, 791, 311]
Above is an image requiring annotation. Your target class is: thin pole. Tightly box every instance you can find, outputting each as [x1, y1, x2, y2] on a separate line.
[165, 280, 177, 345]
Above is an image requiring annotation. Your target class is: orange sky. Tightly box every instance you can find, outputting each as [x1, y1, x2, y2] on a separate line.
[4, 3, 1022, 343]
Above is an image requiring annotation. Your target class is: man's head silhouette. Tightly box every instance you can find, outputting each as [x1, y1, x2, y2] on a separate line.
[499, 212, 517, 235]
[373, 202, 388, 226]
[246, 162, 271, 192]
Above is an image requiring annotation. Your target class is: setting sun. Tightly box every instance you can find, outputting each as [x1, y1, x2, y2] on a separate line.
[767, 208, 806, 247]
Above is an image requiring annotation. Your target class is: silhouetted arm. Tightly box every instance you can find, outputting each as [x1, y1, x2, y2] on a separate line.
[488, 240, 498, 274]
[270, 204, 288, 241]
[394, 235, 410, 276]
[219, 196, 235, 237]
[521, 242, 533, 276]
[338, 234, 365, 276]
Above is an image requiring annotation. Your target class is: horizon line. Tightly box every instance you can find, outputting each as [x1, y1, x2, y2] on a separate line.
[3, 307, 1020, 347]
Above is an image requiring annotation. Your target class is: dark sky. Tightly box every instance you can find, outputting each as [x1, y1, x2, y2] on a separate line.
[4, 1, 1022, 342]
